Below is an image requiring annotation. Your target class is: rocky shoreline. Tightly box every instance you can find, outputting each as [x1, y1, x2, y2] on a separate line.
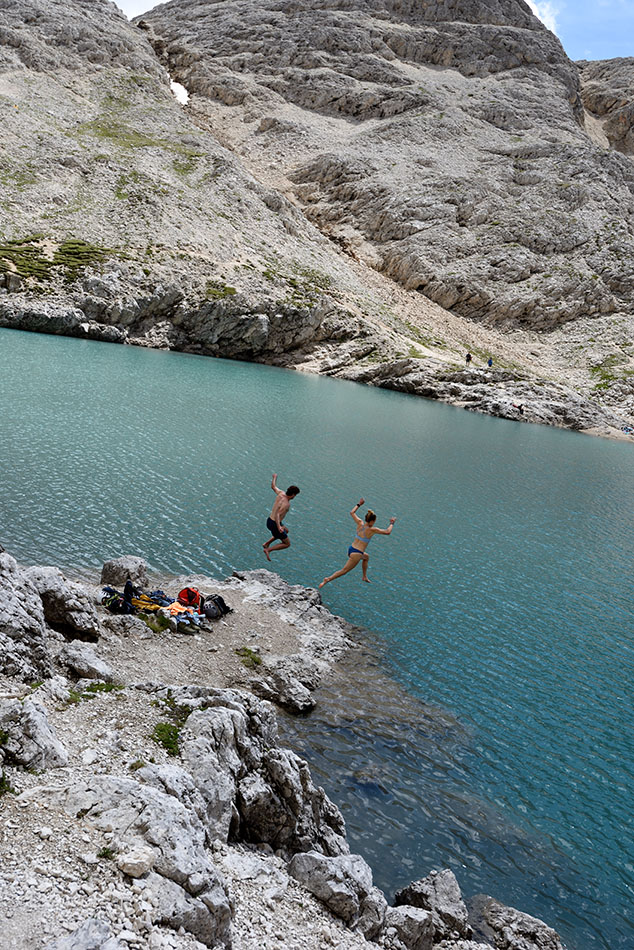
[2, 309, 631, 440]
[1, 550, 567, 950]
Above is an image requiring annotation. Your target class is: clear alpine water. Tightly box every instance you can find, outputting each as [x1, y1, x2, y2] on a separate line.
[1, 327, 633, 950]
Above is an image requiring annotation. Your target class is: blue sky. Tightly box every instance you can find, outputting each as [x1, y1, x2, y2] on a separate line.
[117, 1, 633, 62]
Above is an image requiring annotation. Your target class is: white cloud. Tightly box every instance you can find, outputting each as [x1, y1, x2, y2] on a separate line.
[526, 1, 560, 35]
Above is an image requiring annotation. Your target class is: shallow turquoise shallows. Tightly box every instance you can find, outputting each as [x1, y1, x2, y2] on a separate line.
[1, 328, 633, 950]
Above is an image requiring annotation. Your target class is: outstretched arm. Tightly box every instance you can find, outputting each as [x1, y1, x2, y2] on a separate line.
[373, 518, 396, 536]
[350, 498, 365, 525]
[271, 473, 283, 495]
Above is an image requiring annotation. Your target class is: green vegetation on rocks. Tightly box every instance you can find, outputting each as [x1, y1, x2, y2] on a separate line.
[236, 646, 262, 669]
[0, 236, 116, 283]
[151, 721, 180, 757]
[0, 770, 14, 796]
[206, 279, 237, 299]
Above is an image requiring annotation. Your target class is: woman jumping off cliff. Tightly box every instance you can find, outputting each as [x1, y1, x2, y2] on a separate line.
[318, 498, 395, 588]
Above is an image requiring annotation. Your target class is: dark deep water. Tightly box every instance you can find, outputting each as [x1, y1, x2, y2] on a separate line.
[1, 328, 633, 950]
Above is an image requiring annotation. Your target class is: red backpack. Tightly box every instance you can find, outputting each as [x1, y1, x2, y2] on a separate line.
[177, 587, 203, 612]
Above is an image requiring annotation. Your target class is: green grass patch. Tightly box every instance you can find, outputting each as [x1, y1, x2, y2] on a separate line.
[205, 279, 237, 300]
[76, 118, 163, 150]
[0, 236, 116, 284]
[235, 647, 262, 669]
[0, 770, 14, 796]
[97, 846, 117, 860]
[263, 262, 332, 307]
[589, 354, 631, 391]
[82, 682, 123, 695]
[128, 759, 146, 772]
[151, 721, 180, 757]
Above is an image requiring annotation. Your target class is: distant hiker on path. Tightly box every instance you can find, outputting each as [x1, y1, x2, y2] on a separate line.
[487, 357, 493, 367]
[263, 474, 300, 560]
[319, 499, 395, 588]
[465, 352, 472, 366]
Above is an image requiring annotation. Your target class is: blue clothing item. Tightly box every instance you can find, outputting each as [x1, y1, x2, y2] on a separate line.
[348, 546, 365, 557]
[354, 530, 372, 545]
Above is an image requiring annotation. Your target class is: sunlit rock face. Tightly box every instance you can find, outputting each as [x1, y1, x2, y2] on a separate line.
[141, 0, 634, 331]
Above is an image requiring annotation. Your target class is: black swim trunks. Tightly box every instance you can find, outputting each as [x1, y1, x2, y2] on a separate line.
[266, 516, 288, 541]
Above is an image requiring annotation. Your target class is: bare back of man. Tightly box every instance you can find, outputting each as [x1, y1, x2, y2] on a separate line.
[263, 473, 300, 559]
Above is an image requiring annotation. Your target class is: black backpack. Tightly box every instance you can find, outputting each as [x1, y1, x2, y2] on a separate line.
[203, 594, 232, 620]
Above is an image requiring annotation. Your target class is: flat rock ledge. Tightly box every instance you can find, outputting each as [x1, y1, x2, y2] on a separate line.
[1, 552, 566, 950]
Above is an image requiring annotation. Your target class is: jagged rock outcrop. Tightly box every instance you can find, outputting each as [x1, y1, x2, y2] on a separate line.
[48, 774, 233, 948]
[395, 869, 471, 942]
[1, 0, 633, 433]
[289, 850, 387, 939]
[341, 357, 627, 433]
[143, 0, 634, 331]
[43, 918, 124, 950]
[58, 642, 115, 683]
[1, 552, 569, 950]
[383, 905, 435, 950]
[0, 552, 53, 680]
[0, 698, 68, 770]
[151, 684, 348, 856]
[23, 566, 101, 641]
[468, 895, 565, 950]
[0, 0, 402, 370]
[578, 58, 634, 155]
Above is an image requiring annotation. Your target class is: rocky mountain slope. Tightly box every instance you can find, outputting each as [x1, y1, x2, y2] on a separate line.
[1, 550, 568, 950]
[1, 0, 633, 435]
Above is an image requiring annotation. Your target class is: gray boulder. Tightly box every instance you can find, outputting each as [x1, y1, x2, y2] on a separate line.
[238, 746, 347, 856]
[468, 895, 565, 950]
[23, 565, 100, 641]
[288, 850, 386, 938]
[100, 556, 148, 588]
[383, 905, 434, 950]
[251, 663, 316, 714]
[58, 642, 115, 682]
[43, 918, 124, 950]
[146, 870, 233, 948]
[0, 698, 68, 769]
[0, 552, 52, 681]
[0, 553, 53, 682]
[395, 869, 471, 940]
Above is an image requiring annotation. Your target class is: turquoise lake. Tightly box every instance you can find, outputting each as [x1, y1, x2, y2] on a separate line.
[1, 327, 633, 950]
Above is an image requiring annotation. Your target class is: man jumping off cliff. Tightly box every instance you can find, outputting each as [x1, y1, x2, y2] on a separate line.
[263, 473, 300, 559]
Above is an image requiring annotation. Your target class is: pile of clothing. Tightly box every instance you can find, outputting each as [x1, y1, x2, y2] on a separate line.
[101, 582, 232, 633]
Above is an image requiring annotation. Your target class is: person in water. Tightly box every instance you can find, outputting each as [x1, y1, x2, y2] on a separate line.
[263, 473, 300, 560]
[319, 498, 395, 588]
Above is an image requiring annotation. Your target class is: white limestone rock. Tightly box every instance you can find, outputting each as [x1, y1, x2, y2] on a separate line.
[59, 642, 115, 682]
[42, 918, 124, 950]
[383, 905, 434, 950]
[395, 869, 471, 941]
[116, 842, 157, 878]
[23, 565, 101, 642]
[468, 894, 565, 950]
[288, 850, 386, 938]
[100, 556, 148, 589]
[0, 551, 52, 680]
[0, 697, 68, 770]
[49, 774, 232, 948]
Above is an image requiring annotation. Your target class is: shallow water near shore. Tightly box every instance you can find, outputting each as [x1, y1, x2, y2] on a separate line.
[1, 328, 633, 950]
